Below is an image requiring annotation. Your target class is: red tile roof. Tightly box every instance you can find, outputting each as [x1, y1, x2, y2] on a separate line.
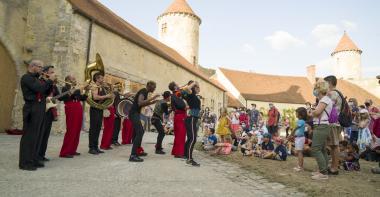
[67, 0, 221, 90]
[160, 0, 201, 22]
[220, 68, 315, 104]
[332, 32, 362, 55]
[220, 67, 380, 105]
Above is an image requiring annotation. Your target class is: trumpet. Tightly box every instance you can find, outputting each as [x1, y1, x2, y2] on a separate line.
[39, 72, 74, 86]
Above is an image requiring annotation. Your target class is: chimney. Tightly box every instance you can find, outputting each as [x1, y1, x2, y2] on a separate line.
[307, 65, 316, 85]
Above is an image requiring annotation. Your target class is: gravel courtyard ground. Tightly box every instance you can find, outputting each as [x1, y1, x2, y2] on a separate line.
[0, 132, 304, 197]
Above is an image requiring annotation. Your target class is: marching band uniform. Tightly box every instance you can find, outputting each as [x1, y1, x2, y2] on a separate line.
[121, 118, 133, 145]
[38, 83, 59, 161]
[19, 72, 53, 170]
[112, 91, 122, 145]
[88, 87, 106, 154]
[59, 86, 87, 158]
[171, 91, 187, 157]
[100, 106, 116, 150]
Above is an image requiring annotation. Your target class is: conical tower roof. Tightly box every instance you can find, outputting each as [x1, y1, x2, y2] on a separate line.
[331, 32, 362, 56]
[160, 0, 201, 22]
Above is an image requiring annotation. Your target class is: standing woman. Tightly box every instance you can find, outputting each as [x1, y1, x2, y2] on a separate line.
[183, 81, 201, 166]
[308, 80, 333, 180]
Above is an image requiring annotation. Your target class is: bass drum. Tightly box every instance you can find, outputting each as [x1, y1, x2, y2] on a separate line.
[116, 98, 133, 118]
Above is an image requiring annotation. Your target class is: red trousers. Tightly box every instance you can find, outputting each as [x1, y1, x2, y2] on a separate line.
[100, 106, 115, 149]
[60, 101, 83, 157]
[171, 110, 187, 156]
[121, 118, 133, 144]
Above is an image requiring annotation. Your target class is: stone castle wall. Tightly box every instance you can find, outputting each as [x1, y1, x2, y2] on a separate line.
[332, 50, 361, 80]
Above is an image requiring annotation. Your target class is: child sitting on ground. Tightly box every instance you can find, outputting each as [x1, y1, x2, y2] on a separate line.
[343, 143, 360, 171]
[203, 128, 218, 151]
[213, 136, 233, 155]
[241, 133, 257, 156]
[291, 107, 307, 171]
[256, 133, 274, 158]
[273, 138, 287, 161]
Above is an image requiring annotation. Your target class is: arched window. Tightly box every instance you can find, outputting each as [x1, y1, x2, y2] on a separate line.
[161, 23, 167, 33]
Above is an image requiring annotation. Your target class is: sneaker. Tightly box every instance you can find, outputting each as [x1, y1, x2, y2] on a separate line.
[41, 157, 50, 162]
[73, 152, 81, 156]
[293, 166, 303, 172]
[129, 155, 144, 162]
[88, 149, 99, 155]
[112, 142, 121, 146]
[328, 169, 339, 175]
[19, 166, 37, 171]
[181, 156, 188, 161]
[311, 171, 320, 176]
[311, 173, 328, 180]
[186, 159, 200, 167]
[138, 152, 148, 157]
[96, 149, 105, 154]
[371, 167, 380, 174]
[155, 149, 166, 155]
[34, 161, 45, 168]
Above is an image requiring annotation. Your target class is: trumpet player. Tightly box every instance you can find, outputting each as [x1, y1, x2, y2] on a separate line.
[59, 75, 89, 158]
[19, 60, 55, 171]
[88, 72, 113, 155]
[38, 65, 60, 162]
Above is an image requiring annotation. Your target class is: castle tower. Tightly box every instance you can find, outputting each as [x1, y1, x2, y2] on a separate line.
[331, 32, 362, 80]
[157, 0, 201, 66]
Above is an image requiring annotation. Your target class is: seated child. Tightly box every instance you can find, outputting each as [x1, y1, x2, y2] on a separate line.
[203, 128, 217, 151]
[241, 133, 257, 156]
[213, 136, 233, 155]
[262, 138, 287, 160]
[256, 133, 274, 158]
[343, 143, 360, 171]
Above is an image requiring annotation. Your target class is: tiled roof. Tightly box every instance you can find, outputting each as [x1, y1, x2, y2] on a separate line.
[160, 0, 200, 21]
[219, 68, 315, 104]
[219, 68, 380, 105]
[67, 0, 221, 90]
[332, 32, 362, 55]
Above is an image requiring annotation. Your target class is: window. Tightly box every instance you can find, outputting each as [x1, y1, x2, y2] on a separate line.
[161, 23, 167, 33]
[193, 56, 197, 65]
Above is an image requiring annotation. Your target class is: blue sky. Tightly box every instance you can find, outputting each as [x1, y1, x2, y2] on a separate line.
[99, 0, 379, 78]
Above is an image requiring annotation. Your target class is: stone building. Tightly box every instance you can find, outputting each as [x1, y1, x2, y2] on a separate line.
[0, 0, 226, 133]
[215, 64, 379, 110]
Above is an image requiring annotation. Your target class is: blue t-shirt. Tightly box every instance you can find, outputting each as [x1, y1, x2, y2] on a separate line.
[274, 145, 287, 161]
[295, 119, 305, 137]
[208, 135, 217, 145]
[261, 141, 274, 151]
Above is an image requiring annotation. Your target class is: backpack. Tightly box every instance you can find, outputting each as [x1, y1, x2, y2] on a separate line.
[334, 90, 352, 127]
[324, 104, 339, 124]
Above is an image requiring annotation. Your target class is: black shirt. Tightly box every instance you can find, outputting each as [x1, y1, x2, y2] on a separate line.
[184, 92, 201, 110]
[20, 72, 53, 103]
[59, 85, 87, 102]
[171, 94, 186, 111]
[152, 100, 170, 120]
[130, 88, 148, 114]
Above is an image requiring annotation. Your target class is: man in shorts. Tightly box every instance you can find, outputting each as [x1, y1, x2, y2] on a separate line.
[324, 75, 343, 175]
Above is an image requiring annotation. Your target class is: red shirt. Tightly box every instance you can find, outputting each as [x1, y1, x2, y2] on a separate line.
[268, 108, 279, 126]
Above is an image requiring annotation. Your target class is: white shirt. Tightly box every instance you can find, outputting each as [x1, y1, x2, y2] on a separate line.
[313, 96, 333, 125]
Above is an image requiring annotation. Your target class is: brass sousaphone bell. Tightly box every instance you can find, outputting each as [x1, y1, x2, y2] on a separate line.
[84, 53, 114, 111]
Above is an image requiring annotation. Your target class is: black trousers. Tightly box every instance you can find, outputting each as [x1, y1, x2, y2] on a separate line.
[151, 116, 165, 150]
[89, 107, 103, 150]
[184, 116, 199, 160]
[19, 102, 45, 168]
[130, 112, 144, 156]
[112, 117, 121, 143]
[38, 109, 54, 159]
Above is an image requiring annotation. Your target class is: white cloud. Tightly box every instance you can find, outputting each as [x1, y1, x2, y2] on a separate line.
[265, 31, 305, 51]
[311, 24, 341, 48]
[242, 43, 256, 55]
[342, 20, 357, 31]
